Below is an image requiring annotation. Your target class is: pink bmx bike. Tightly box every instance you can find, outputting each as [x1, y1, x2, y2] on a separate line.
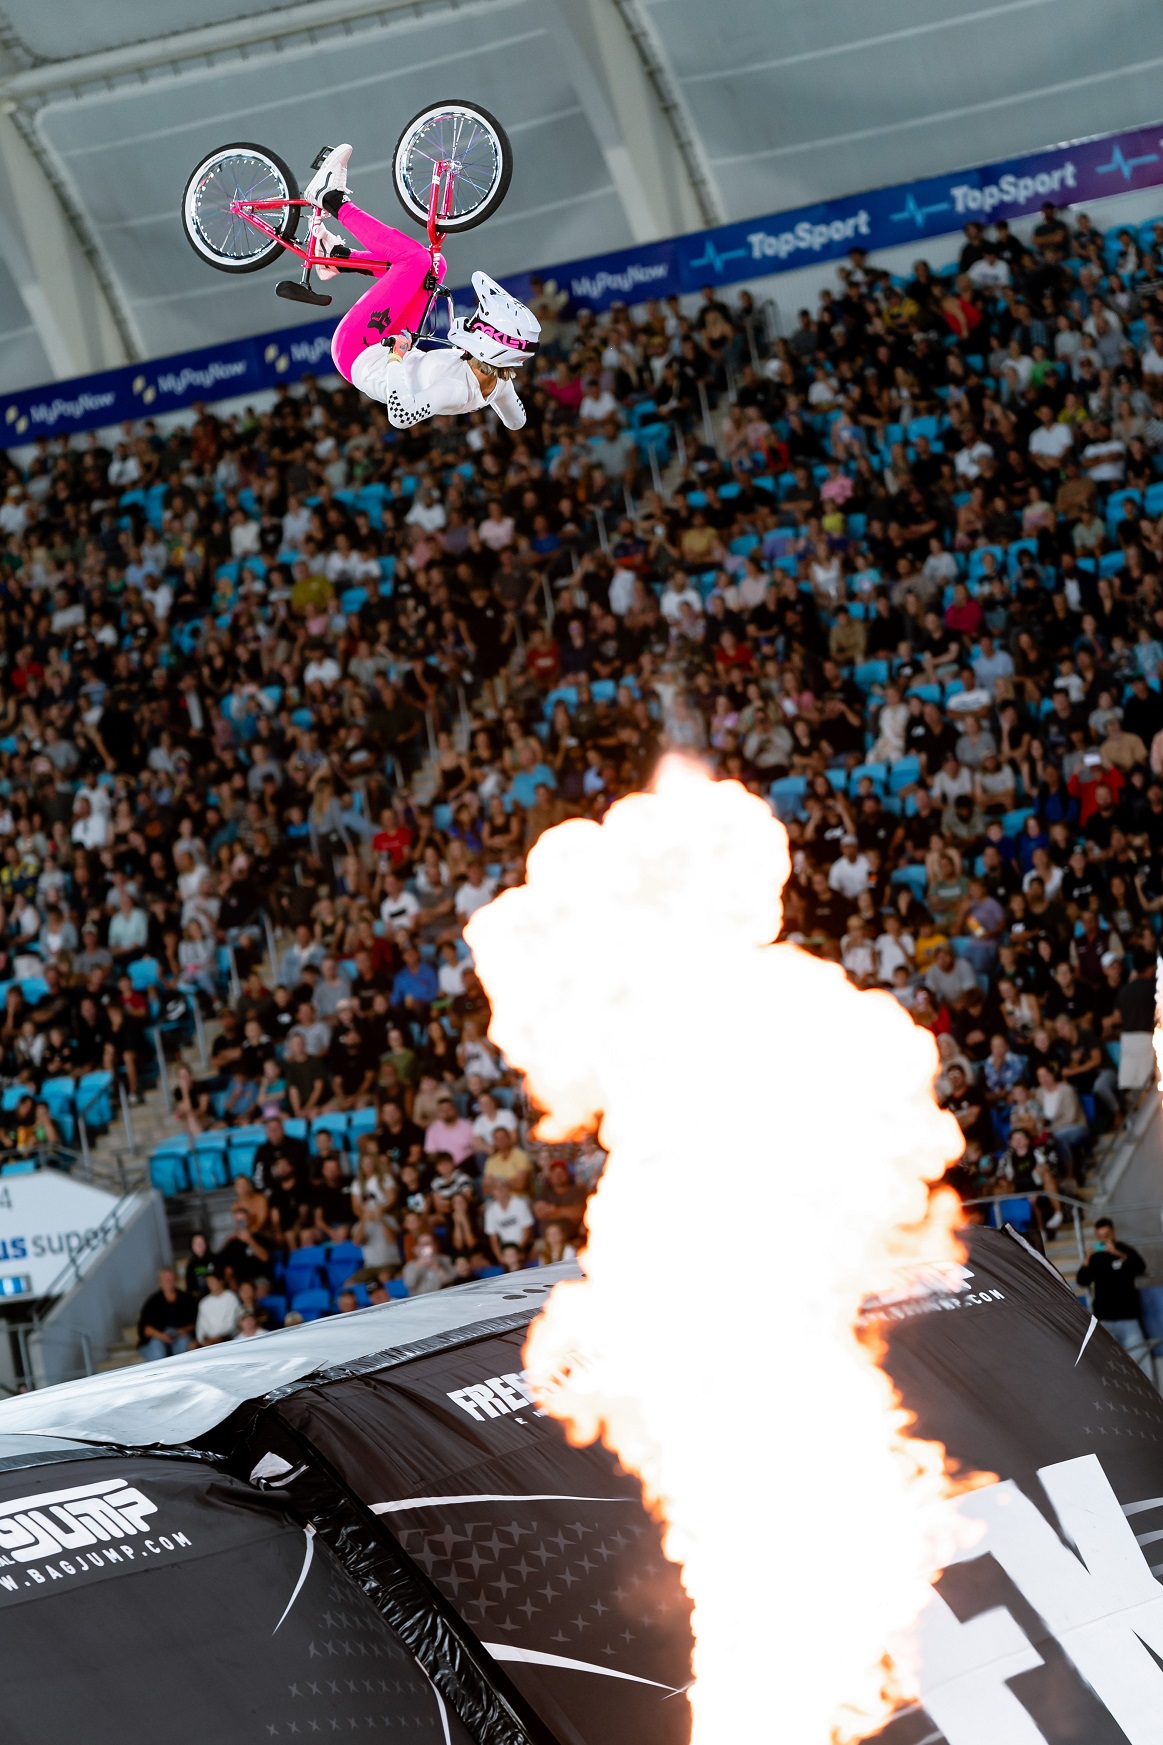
[180, 99, 512, 312]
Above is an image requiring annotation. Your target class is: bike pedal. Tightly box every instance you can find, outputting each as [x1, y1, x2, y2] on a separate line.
[310, 145, 333, 170]
[276, 280, 332, 307]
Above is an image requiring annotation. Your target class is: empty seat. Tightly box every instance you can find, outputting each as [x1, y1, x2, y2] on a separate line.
[290, 1289, 332, 1322]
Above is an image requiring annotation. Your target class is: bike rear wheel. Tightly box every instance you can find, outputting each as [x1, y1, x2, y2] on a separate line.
[392, 100, 512, 235]
[182, 142, 299, 273]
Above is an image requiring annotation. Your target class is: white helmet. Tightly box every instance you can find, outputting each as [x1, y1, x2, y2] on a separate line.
[449, 270, 540, 370]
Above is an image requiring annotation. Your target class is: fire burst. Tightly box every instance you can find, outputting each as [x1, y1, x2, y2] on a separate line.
[466, 757, 968, 1744]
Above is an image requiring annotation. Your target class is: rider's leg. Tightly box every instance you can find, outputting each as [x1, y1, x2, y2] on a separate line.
[329, 203, 446, 382]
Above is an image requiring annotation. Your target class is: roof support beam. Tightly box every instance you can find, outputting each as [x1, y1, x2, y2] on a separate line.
[0, 0, 500, 99]
[0, 112, 132, 377]
[535, 0, 724, 241]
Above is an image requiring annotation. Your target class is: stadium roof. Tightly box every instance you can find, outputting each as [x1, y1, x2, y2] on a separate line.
[0, 0, 1161, 392]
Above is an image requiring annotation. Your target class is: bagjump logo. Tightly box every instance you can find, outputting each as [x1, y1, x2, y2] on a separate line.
[950, 160, 1077, 215]
[447, 1368, 543, 1422]
[859, 1259, 1005, 1327]
[0, 1476, 190, 1595]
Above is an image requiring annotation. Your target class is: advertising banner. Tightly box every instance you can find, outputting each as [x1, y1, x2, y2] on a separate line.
[0, 1170, 122, 1297]
[5, 122, 1163, 447]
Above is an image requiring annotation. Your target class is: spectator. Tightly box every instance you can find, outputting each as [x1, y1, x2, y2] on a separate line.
[483, 1121, 532, 1197]
[1077, 1217, 1149, 1369]
[483, 1177, 535, 1262]
[402, 1231, 456, 1294]
[138, 1267, 197, 1361]
[194, 1271, 242, 1346]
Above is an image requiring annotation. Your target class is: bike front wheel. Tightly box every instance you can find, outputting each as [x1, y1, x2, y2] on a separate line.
[182, 142, 299, 273]
[392, 100, 512, 235]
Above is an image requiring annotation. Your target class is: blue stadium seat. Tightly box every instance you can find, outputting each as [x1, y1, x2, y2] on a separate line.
[348, 1107, 378, 1142]
[291, 1289, 332, 1322]
[853, 660, 889, 692]
[310, 1113, 350, 1154]
[889, 755, 921, 792]
[386, 1279, 409, 1300]
[769, 775, 808, 821]
[261, 1293, 287, 1328]
[285, 1253, 327, 1295]
[849, 762, 888, 793]
[150, 1153, 190, 1195]
[326, 1241, 363, 1280]
[891, 865, 928, 899]
[995, 1197, 1035, 1232]
[77, 1072, 113, 1129]
[190, 1149, 229, 1191]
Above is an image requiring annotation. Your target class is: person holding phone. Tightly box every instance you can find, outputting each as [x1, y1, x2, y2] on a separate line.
[1077, 1217, 1149, 1370]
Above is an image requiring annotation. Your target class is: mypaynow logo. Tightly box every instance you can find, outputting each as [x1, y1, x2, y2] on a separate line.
[152, 359, 249, 396]
[569, 262, 670, 299]
[919, 1453, 1163, 1743]
[13, 390, 117, 432]
[950, 161, 1078, 214]
[745, 209, 871, 262]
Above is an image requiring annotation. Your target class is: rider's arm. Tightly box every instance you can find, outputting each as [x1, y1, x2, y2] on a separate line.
[488, 379, 527, 431]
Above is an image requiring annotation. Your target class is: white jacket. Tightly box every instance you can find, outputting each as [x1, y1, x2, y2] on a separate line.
[350, 344, 526, 431]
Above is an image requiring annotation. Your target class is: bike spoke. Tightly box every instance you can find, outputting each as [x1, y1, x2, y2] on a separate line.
[402, 109, 501, 220]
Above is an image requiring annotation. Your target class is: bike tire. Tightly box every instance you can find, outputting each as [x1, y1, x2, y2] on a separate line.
[392, 100, 513, 235]
[182, 142, 299, 274]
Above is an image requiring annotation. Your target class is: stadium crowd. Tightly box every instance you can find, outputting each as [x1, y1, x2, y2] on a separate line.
[2, 198, 1163, 1337]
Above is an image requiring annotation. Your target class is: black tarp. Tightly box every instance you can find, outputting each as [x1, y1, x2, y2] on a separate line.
[0, 1450, 474, 1744]
[5, 1228, 1163, 1745]
[251, 1324, 693, 1745]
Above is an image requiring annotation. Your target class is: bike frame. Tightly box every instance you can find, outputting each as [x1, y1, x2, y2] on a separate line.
[229, 157, 454, 277]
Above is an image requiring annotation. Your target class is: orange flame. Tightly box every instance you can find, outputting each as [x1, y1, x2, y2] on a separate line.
[465, 757, 969, 1744]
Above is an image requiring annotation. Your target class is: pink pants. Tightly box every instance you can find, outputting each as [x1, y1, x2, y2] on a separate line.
[328, 202, 446, 381]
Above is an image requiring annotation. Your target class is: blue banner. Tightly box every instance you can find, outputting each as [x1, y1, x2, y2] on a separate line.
[6, 121, 1163, 445]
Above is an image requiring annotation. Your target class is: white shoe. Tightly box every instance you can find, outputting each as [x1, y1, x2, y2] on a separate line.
[1046, 1211, 1063, 1231]
[313, 230, 350, 282]
[304, 143, 352, 208]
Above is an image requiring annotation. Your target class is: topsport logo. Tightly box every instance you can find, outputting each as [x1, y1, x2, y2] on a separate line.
[0, 1476, 191, 1596]
[950, 160, 1078, 215]
[744, 209, 871, 263]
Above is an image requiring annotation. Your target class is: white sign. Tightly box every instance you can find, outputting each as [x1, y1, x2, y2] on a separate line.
[918, 1453, 1163, 1743]
[0, 1171, 121, 1297]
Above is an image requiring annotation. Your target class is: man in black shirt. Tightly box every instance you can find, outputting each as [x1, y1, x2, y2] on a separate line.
[138, 1267, 197, 1360]
[311, 1155, 353, 1243]
[1122, 677, 1163, 748]
[1077, 1218, 1148, 1369]
[252, 1113, 310, 1197]
[1042, 960, 1096, 1026]
[1059, 845, 1104, 912]
[1116, 950, 1157, 1102]
[378, 1100, 424, 1173]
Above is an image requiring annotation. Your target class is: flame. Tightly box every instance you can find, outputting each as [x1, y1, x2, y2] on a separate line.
[465, 757, 969, 1744]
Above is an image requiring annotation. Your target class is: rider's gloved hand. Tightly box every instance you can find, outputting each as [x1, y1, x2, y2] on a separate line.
[390, 331, 413, 361]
